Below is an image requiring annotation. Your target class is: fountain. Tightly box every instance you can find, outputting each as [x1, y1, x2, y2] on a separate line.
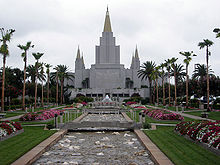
[102, 95, 112, 102]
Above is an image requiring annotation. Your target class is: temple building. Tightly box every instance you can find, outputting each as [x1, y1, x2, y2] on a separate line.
[67, 8, 150, 101]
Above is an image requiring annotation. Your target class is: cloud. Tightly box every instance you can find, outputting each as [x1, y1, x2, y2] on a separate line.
[0, 0, 220, 77]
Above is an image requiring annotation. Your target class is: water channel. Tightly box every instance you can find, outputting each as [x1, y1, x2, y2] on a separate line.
[34, 114, 154, 165]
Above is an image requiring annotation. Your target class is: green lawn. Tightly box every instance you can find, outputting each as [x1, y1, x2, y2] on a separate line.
[148, 104, 203, 112]
[0, 126, 56, 165]
[144, 126, 220, 165]
[4, 112, 24, 118]
[185, 111, 220, 120]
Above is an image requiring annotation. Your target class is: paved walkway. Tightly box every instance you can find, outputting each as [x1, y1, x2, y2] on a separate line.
[148, 105, 215, 122]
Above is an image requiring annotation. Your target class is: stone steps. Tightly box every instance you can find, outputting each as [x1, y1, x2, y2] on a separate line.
[61, 121, 142, 130]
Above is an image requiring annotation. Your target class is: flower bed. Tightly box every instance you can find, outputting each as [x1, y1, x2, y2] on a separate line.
[19, 109, 64, 121]
[132, 106, 147, 110]
[126, 101, 137, 105]
[143, 109, 184, 121]
[175, 121, 220, 150]
[0, 120, 23, 140]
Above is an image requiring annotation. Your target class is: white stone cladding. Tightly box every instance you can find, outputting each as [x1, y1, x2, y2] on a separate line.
[66, 9, 151, 100]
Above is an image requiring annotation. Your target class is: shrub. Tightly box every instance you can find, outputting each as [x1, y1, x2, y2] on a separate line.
[76, 93, 85, 97]
[143, 122, 151, 129]
[72, 96, 93, 103]
[11, 98, 21, 105]
[131, 93, 140, 97]
[141, 97, 150, 104]
[190, 98, 199, 108]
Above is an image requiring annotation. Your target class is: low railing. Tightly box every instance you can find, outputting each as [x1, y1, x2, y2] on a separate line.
[54, 109, 84, 128]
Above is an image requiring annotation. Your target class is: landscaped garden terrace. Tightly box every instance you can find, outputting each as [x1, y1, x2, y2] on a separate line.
[125, 102, 220, 164]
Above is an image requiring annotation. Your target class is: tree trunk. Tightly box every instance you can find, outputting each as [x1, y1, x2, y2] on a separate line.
[168, 71, 171, 106]
[153, 80, 156, 104]
[61, 80, 63, 104]
[174, 69, 177, 106]
[22, 54, 27, 110]
[56, 72, 58, 105]
[206, 46, 210, 111]
[47, 72, 49, 104]
[186, 65, 189, 108]
[162, 76, 165, 106]
[1, 55, 6, 112]
[34, 79, 37, 108]
[34, 64, 38, 109]
[149, 80, 152, 104]
[41, 81, 44, 107]
[156, 78, 159, 104]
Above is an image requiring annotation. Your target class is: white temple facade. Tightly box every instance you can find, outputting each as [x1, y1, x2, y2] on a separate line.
[67, 8, 150, 101]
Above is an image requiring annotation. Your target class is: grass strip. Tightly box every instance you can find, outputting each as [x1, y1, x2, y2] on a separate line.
[144, 126, 220, 165]
[4, 112, 24, 118]
[185, 111, 220, 120]
[0, 126, 56, 165]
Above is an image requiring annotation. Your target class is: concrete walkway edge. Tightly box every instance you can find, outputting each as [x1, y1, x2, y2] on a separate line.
[11, 129, 67, 165]
[72, 112, 88, 122]
[122, 112, 174, 165]
[134, 129, 174, 165]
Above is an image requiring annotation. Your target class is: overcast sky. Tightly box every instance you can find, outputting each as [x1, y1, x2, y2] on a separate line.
[1, 0, 220, 77]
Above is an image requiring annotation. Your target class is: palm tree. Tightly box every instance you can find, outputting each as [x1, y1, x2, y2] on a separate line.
[213, 28, 220, 38]
[53, 66, 59, 105]
[170, 57, 178, 106]
[171, 64, 186, 83]
[0, 28, 15, 111]
[138, 61, 156, 103]
[159, 63, 166, 105]
[26, 65, 36, 83]
[39, 63, 46, 107]
[180, 51, 196, 107]
[32, 52, 44, 108]
[56, 65, 73, 104]
[198, 39, 214, 110]
[164, 59, 172, 106]
[151, 66, 160, 104]
[171, 63, 186, 106]
[45, 63, 52, 104]
[192, 64, 213, 80]
[18, 41, 34, 110]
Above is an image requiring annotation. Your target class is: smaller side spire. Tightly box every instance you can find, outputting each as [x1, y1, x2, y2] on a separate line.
[81, 52, 84, 64]
[135, 45, 139, 58]
[76, 45, 80, 59]
[130, 52, 134, 69]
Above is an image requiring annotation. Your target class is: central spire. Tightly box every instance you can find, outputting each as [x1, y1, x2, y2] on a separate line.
[103, 7, 112, 32]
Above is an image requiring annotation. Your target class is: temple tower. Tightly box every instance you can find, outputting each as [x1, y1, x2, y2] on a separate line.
[95, 8, 120, 65]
